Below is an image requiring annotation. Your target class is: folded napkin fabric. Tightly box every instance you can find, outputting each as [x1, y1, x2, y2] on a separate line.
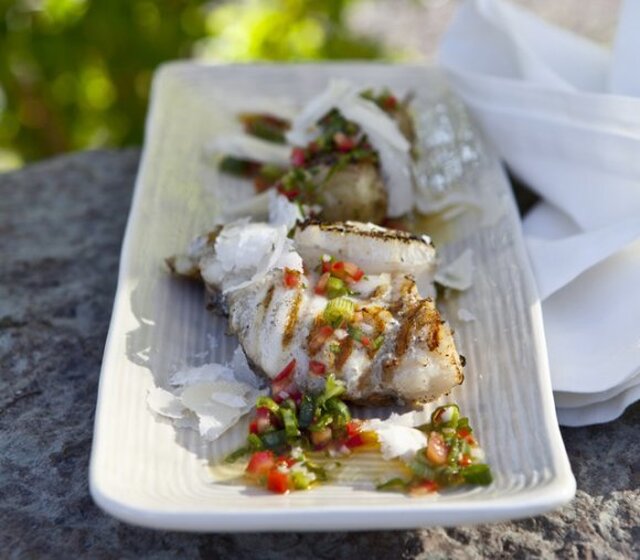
[439, 0, 640, 425]
[524, 203, 640, 395]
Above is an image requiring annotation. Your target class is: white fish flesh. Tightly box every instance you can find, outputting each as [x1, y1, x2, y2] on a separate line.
[293, 221, 437, 298]
[168, 221, 464, 405]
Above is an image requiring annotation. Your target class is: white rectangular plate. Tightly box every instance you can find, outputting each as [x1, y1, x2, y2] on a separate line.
[89, 62, 575, 532]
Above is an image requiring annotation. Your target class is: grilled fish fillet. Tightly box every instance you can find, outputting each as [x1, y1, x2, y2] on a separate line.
[168, 221, 464, 405]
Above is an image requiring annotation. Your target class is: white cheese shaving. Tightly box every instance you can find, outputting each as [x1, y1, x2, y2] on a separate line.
[146, 348, 266, 442]
[435, 248, 474, 291]
[268, 191, 304, 230]
[457, 307, 477, 322]
[199, 221, 303, 293]
[146, 387, 186, 419]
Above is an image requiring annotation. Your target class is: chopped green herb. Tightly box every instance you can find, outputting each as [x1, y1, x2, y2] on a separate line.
[376, 477, 409, 492]
[373, 334, 385, 350]
[323, 297, 354, 326]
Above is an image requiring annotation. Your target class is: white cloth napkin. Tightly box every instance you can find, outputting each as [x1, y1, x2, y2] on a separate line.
[439, 0, 640, 425]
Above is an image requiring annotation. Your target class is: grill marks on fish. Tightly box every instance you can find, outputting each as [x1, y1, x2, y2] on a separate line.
[297, 220, 432, 247]
[371, 284, 390, 300]
[359, 305, 389, 360]
[282, 286, 303, 348]
[395, 300, 443, 357]
[426, 316, 442, 352]
[261, 284, 276, 312]
[356, 363, 375, 394]
[335, 336, 354, 372]
[167, 217, 467, 405]
[393, 303, 421, 368]
[307, 318, 326, 356]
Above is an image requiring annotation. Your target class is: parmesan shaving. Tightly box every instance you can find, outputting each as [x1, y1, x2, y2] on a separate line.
[268, 191, 304, 230]
[199, 221, 303, 293]
[435, 248, 474, 291]
[146, 349, 266, 442]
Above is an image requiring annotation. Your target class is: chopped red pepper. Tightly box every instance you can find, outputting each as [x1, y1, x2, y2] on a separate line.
[249, 420, 259, 434]
[308, 324, 334, 354]
[330, 261, 345, 275]
[346, 420, 361, 439]
[325, 260, 364, 283]
[459, 455, 473, 467]
[267, 469, 290, 494]
[272, 359, 296, 395]
[333, 132, 355, 152]
[345, 434, 364, 449]
[309, 360, 326, 376]
[410, 480, 439, 495]
[360, 336, 371, 347]
[274, 359, 296, 383]
[457, 427, 471, 438]
[276, 182, 300, 201]
[255, 407, 273, 434]
[291, 147, 306, 167]
[346, 430, 378, 449]
[342, 261, 364, 282]
[283, 268, 300, 289]
[382, 95, 398, 111]
[246, 451, 275, 477]
[315, 271, 331, 295]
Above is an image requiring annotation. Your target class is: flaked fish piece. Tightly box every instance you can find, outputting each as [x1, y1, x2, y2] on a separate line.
[293, 221, 437, 298]
[317, 162, 388, 224]
[168, 221, 464, 405]
[286, 79, 414, 218]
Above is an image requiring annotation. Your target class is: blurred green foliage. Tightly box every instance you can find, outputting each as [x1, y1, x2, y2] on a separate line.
[0, 0, 388, 171]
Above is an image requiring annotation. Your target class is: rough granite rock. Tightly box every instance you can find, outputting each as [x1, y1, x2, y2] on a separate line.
[0, 150, 638, 559]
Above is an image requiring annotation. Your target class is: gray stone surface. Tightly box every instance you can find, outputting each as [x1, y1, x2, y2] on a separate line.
[0, 149, 638, 559]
